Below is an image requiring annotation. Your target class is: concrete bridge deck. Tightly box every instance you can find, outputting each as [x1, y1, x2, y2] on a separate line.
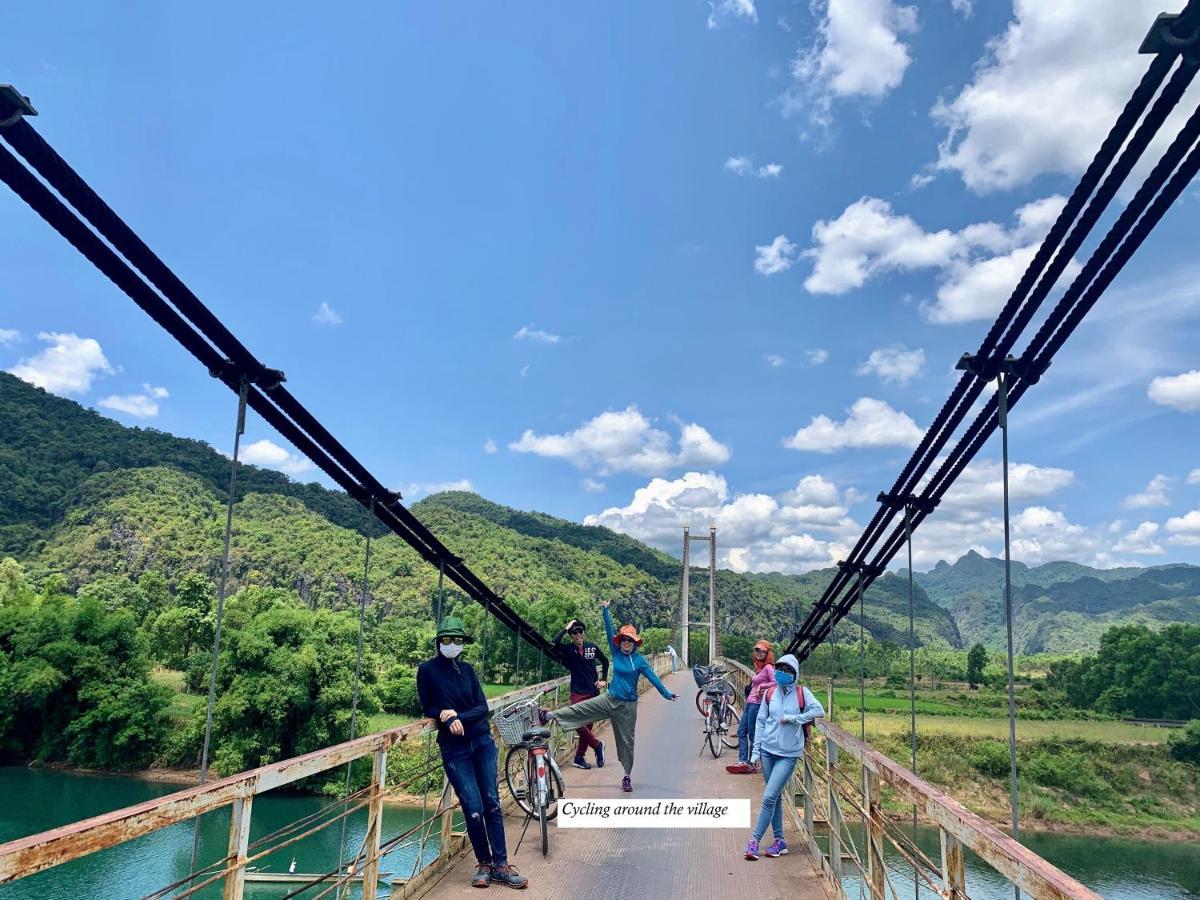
[416, 672, 834, 900]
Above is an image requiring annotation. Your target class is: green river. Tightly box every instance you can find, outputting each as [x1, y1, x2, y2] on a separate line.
[0, 767, 1197, 898]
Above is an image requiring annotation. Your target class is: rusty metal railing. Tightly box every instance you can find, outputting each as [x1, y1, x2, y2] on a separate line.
[716, 658, 1100, 900]
[0, 653, 669, 899]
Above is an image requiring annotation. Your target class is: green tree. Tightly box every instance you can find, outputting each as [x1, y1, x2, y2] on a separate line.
[967, 643, 988, 689]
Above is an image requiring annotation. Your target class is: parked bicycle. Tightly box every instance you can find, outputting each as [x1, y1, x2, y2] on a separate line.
[496, 691, 566, 857]
[692, 665, 738, 757]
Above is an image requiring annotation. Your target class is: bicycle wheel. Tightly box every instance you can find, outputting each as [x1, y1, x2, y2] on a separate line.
[504, 746, 533, 816]
[544, 759, 565, 821]
[538, 787, 549, 857]
[707, 709, 722, 758]
[696, 689, 713, 718]
[721, 703, 740, 749]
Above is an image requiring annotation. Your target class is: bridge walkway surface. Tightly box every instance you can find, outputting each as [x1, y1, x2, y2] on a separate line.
[417, 671, 834, 900]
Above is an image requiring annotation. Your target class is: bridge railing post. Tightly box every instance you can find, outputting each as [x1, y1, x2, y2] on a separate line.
[222, 794, 253, 900]
[803, 754, 814, 837]
[360, 748, 388, 898]
[864, 768, 885, 900]
[826, 734, 843, 890]
[940, 825, 967, 900]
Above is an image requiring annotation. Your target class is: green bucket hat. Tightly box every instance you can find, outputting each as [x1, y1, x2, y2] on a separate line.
[435, 615, 474, 644]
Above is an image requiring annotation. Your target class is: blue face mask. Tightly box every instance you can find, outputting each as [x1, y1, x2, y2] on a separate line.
[774, 671, 796, 688]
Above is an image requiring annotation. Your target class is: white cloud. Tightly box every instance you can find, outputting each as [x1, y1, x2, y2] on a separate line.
[8, 332, 114, 395]
[856, 345, 925, 385]
[513, 325, 561, 344]
[0, 328, 21, 347]
[806, 348, 830, 366]
[949, 0, 973, 16]
[312, 302, 343, 325]
[1148, 370, 1200, 412]
[520, 364, 530, 377]
[765, 353, 786, 368]
[933, 0, 1191, 192]
[1122, 474, 1173, 509]
[785, 0, 918, 126]
[1113, 521, 1165, 555]
[483, 438, 498, 454]
[584, 471, 857, 574]
[1165, 509, 1200, 546]
[725, 156, 784, 178]
[240, 438, 314, 476]
[755, 234, 798, 275]
[782, 397, 923, 452]
[935, 459, 1076, 514]
[582, 478, 606, 493]
[510, 406, 730, 476]
[707, 0, 757, 29]
[1188, 468, 1200, 486]
[402, 479, 474, 498]
[802, 194, 1072, 323]
[98, 384, 169, 419]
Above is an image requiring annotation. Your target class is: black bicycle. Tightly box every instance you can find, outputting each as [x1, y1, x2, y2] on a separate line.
[496, 693, 566, 857]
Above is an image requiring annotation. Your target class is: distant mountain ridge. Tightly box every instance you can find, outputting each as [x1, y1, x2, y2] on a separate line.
[912, 550, 1200, 654]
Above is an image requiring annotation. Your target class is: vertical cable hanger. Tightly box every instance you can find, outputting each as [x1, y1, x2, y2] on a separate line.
[189, 372, 249, 874]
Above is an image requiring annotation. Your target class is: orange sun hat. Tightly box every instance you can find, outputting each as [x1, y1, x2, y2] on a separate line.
[752, 639, 775, 670]
[612, 623, 643, 647]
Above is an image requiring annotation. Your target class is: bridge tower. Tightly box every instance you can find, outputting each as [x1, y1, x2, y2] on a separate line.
[680, 525, 718, 666]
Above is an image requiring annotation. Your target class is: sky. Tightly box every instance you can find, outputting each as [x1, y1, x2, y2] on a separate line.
[3, 0, 1200, 574]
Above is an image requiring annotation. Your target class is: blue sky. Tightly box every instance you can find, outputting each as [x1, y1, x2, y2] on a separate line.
[3, 0, 1200, 573]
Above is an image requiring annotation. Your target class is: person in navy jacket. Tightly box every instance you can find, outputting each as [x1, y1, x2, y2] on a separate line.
[551, 617, 610, 770]
[416, 615, 528, 890]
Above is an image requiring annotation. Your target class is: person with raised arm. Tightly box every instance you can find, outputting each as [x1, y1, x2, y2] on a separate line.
[544, 599, 677, 792]
[550, 616, 610, 770]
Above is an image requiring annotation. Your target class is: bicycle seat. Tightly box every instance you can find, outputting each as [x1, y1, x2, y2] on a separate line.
[521, 728, 551, 743]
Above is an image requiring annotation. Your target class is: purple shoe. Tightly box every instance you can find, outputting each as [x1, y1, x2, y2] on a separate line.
[621, 775, 632, 792]
[765, 838, 788, 858]
[744, 839, 760, 860]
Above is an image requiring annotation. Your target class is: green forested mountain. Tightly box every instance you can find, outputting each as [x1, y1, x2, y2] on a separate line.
[6, 368, 1197, 656]
[0, 371, 960, 650]
[914, 550, 1200, 654]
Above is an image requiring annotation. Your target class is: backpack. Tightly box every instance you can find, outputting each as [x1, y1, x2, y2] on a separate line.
[761, 683, 814, 748]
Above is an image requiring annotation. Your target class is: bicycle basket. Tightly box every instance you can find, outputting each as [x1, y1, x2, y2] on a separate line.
[494, 697, 541, 747]
[691, 664, 713, 688]
[703, 677, 734, 696]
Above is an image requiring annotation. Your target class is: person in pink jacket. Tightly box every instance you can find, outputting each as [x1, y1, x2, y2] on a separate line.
[727, 640, 775, 774]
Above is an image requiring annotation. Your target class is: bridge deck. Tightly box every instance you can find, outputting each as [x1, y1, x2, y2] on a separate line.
[416, 672, 834, 900]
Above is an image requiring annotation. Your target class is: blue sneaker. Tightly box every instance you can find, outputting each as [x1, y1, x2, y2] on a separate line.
[765, 838, 788, 858]
[594, 741, 606, 768]
[744, 839, 760, 861]
[572, 756, 592, 770]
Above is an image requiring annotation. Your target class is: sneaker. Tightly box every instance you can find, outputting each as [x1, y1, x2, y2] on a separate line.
[572, 756, 593, 770]
[489, 864, 528, 890]
[620, 775, 632, 792]
[744, 839, 760, 861]
[725, 762, 753, 774]
[472, 864, 492, 888]
[765, 838, 789, 858]
[537, 708, 552, 726]
[595, 741, 606, 768]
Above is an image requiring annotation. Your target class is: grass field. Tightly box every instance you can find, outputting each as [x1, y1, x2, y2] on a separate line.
[837, 710, 1172, 744]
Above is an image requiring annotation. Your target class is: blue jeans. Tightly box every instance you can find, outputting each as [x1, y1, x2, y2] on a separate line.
[442, 737, 508, 867]
[737, 702, 759, 763]
[752, 750, 798, 842]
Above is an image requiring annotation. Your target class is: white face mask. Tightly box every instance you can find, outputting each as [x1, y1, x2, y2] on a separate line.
[439, 642, 464, 659]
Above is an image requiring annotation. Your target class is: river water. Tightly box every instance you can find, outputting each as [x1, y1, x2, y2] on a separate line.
[0, 767, 1197, 898]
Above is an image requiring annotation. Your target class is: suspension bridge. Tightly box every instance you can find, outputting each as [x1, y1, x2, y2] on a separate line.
[1, 3, 1198, 897]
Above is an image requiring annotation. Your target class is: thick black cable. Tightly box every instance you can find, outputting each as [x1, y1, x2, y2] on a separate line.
[0, 137, 556, 658]
[792, 51, 1183, 649]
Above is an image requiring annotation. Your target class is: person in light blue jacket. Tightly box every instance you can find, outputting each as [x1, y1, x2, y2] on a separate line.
[744, 653, 824, 861]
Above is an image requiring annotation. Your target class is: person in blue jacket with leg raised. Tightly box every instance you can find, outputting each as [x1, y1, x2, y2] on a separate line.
[546, 599, 677, 792]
